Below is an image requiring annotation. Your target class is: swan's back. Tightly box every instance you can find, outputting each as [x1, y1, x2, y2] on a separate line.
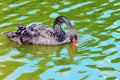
[5, 24, 59, 45]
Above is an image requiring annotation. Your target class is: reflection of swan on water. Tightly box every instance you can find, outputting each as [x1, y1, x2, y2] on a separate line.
[4, 16, 77, 45]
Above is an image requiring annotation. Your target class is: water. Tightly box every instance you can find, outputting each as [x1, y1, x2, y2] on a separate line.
[0, 0, 120, 80]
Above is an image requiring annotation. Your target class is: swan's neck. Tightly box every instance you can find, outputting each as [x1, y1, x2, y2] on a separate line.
[53, 16, 77, 42]
[53, 16, 73, 30]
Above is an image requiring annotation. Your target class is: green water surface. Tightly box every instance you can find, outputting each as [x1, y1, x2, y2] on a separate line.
[0, 0, 120, 80]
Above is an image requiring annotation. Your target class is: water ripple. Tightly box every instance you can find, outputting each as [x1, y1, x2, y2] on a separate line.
[98, 10, 115, 19]
[8, 1, 30, 8]
[52, 4, 60, 9]
[40, 65, 83, 80]
[98, 38, 115, 47]
[0, 22, 12, 28]
[4, 59, 40, 80]
[49, 13, 59, 18]
[101, 3, 108, 6]
[106, 20, 120, 30]
[86, 8, 103, 15]
[27, 9, 40, 14]
[111, 32, 120, 39]
[4, 14, 18, 19]
[40, 2, 47, 5]
[16, 16, 28, 20]
[114, 2, 120, 6]
[58, 1, 93, 12]
[61, 1, 70, 5]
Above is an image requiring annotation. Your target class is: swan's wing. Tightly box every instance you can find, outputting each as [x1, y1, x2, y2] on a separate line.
[19, 26, 55, 44]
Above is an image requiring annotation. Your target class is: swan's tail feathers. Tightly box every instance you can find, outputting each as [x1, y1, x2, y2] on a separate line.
[4, 32, 13, 38]
[4, 32, 22, 44]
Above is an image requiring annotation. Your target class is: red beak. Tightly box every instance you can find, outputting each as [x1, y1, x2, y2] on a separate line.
[72, 37, 77, 49]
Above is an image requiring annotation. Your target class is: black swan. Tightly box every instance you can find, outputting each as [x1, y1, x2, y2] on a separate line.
[4, 16, 77, 45]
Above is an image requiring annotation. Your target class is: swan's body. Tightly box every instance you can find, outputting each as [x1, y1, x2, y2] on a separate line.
[4, 16, 77, 45]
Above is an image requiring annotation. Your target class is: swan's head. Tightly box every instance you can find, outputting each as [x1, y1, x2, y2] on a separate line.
[67, 28, 78, 48]
[68, 29, 77, 41]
